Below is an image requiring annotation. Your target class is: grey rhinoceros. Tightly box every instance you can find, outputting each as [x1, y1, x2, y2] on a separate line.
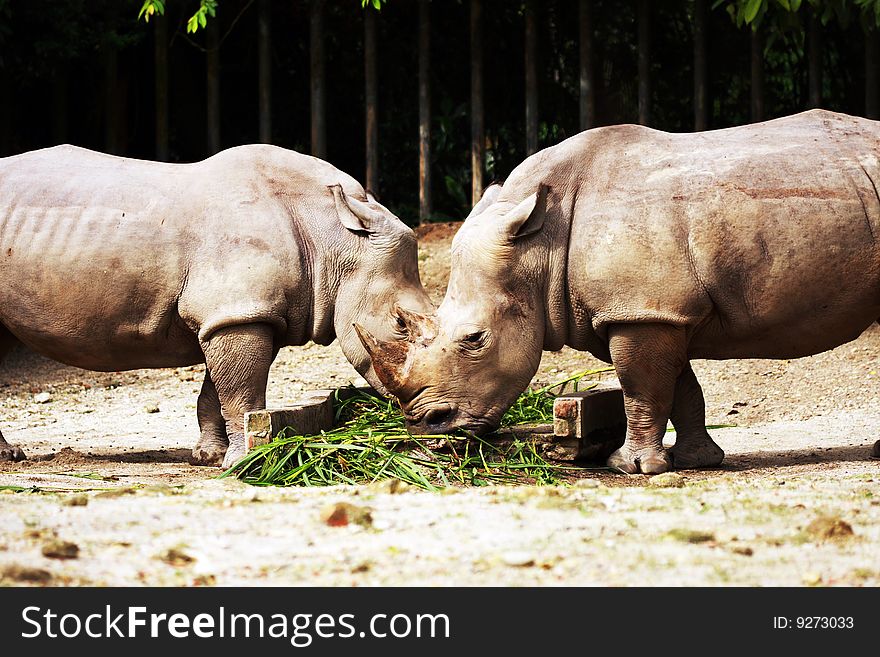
[357, 109, 880, 474]
[0, 144, 432, 468]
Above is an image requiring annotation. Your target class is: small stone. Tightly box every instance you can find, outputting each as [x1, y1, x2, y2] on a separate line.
[159, 548, 196, 567]
[42, 540, 79, 559]
[320, 502, 373, 528]
[95, 487, 137, 499]
[140, 484, 178, 496]
[33, 392, 52, 404]
[731, 546, 754, 556]
[367, 479, 413, 495]
[63, 494, 88, 507]
[573, 478, 602, 489]
[1, 564, 53, 583]
[144, 404, 160, 414]
[648, 472, 686, 488]
[805, 516, 855, 542]
[500, 551, 536, 568]
[665, 528, 715, 544]
[802, 572, 822, 586]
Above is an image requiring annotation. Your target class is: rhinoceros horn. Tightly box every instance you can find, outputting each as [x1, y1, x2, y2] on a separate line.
[352, 323, 413, 392]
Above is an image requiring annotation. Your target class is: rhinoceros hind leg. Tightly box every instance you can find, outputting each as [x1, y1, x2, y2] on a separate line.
[668, 364, 725, 469]
[605, 323, 686, 475]
[0, 434, 26, 462]
[0, 327, 26, 461]
[189, 370, 230, 467]
[199, 323, 275, 471]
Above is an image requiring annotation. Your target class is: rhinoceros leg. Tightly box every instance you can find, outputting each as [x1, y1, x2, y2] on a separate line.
[605, 323, 686, 474]
[0, 326, 26, 462]
[669, 364, 725, 469]
[199, 323, 275, 470]
[188, 371, 230, 466]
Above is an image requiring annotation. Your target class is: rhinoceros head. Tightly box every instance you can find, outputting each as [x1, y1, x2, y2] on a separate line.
[329, 184, 436, 396]
[357, 184, 551, 435]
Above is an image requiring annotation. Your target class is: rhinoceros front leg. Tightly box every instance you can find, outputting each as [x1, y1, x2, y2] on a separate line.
[200, 323, 275, 470]
[188, 371, 230, 466]
[669, 364, 725, 469]
[606, 323, 687, 474]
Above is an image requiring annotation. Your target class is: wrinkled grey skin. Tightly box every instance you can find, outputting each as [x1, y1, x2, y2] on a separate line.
[0, 144, 433, 468]
[362, 110, 880, 473]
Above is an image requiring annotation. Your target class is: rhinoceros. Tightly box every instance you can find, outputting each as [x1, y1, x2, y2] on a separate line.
[357, 109, 880, 474]
[0, 144, 432, 468]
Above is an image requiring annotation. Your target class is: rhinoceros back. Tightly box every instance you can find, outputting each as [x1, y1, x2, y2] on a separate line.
[0, 145, 207, 369]
[557, 110, 880, 359]
[0, 144, 350, 371]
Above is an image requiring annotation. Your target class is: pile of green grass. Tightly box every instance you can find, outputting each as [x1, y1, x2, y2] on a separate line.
[223, 367, 613, 491]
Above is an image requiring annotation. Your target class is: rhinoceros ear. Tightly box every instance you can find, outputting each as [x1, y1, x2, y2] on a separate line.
[330, 184, 383, 234]
[466, 182, 504, 220]
[500, 184, 549, 240]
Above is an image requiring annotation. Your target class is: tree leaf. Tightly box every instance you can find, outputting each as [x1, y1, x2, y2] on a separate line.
[744, 0, 765, 23]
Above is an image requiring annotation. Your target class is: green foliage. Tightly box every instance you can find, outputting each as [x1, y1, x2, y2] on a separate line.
[714, 0, 880, 30]
[500, 368, 614, 426]
[224, 371, 613, 490]
[139, 0, 385, 33]
[138, 0, 165, 23]
[186, 0, 217, 34]
[139, 0, 216, 33]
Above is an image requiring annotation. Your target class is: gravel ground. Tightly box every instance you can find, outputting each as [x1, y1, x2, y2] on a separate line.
[1, 224, 878, 587]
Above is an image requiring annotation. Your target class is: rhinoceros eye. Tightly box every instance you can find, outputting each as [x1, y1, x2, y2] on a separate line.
[461, 330, 486, 348]
[396, 316, 407, 330]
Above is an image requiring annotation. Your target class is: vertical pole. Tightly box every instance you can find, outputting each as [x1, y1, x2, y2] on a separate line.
[524, 0, 538, 155]
[693, 0, 707, 131]
[206, 19, 221, 154]
[419, 0, 432, 223]
[104, 46, 119, 154]
[258, 0, 272, 144]
[867, 28, 879, 119]
[637, 0, 651, 126]
[808, 6, 822, 109]
[750, 27, 764, 122]
[52, 75, 68, 144]
[365, 8, 379, 193]
[579, 0, 595, 131]
[0, 70, 10, 155]
[471, 0, 484, 205]
[310, 0, 326, 159]
[155, 12, 169, 160]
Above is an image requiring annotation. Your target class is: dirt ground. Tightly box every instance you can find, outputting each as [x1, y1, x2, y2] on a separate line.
[1, 223, 878, 587]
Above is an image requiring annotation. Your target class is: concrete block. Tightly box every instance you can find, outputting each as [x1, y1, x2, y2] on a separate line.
[245, 389, 336, 450]
[553, 384, 626, 461]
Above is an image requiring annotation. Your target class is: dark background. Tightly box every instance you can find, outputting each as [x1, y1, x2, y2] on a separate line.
[0, 0, 877, 223]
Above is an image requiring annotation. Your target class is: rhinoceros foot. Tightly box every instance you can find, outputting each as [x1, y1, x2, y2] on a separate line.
[872, 440, 880, 459]
[0, 443, 26, 462]
[606, 444, 672, 475]
[670, 436, 725, 469]
[189, 445, 227, 467]
[220, 434, 248, 470]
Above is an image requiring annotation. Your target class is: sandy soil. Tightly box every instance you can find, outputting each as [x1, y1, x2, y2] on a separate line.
[1, 224, 878, 587]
